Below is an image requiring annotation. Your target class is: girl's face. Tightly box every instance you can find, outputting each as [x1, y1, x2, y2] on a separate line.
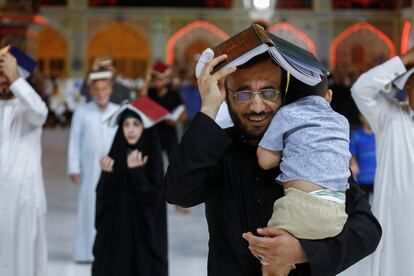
[122, 117, 144, 145]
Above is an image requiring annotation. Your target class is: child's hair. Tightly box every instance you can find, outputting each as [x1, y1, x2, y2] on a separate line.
[281, 68, 329, 105]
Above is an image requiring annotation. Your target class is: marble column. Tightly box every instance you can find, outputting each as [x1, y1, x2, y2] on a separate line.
[150, 17, 169, 63]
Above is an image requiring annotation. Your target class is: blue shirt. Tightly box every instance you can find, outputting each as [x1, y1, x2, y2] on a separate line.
[350, 128, 376, 185]
[259, 96, 351, 191]
[180, 84, 201, 121]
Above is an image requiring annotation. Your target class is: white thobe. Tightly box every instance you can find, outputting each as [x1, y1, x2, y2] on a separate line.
[0, 78, 48, 276]
[349, 57, 414, 276]
[67, 101, 118, 262]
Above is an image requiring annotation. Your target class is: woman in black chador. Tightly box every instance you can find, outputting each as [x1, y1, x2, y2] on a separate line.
[92, 107, 168, 276]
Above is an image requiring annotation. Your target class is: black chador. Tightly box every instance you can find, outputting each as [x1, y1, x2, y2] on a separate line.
[92, 112, 168, 276]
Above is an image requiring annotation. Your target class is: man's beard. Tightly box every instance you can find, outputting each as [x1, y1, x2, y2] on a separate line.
[0, 89, 14, 100]
[226, 101, 274, 141]
[94, 98, 109, 107]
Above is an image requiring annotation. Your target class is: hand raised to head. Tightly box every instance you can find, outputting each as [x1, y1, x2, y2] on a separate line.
[0, 52, 20, 84]
[196, 49, 237, 120]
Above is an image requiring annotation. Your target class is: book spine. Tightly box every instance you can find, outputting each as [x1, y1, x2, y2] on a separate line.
[253, 25, 274, 47]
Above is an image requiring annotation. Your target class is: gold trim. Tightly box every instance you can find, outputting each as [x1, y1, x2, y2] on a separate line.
[285, 71, 290, 95]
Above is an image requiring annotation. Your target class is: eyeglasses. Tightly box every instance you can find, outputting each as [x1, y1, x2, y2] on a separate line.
[225, 83, 281, 103]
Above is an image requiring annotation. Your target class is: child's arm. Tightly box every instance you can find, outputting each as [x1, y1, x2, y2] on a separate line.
[257, 146, 281, 170]
[257, 106, 288, 169]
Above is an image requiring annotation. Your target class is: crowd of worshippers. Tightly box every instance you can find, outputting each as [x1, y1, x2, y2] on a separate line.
[28, 56, 202, 129]
[66, 57, 203, 265]
[1, 25, 414, 276]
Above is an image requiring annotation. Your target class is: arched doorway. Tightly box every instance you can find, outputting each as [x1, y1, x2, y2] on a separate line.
[88, 22, 149, 77]
[184, 40, 211, 64]
[401, 20, 413, 55]
[36, 26, 68, 78]
[268, 22, 317, 54]
[166, 20, 229, 68]
[330, 22, 395, 74]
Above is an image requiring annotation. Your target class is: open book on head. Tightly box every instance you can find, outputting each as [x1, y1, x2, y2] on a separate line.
[106, 96, 186, 128]
[212, 24, 328, 86]
[106, 96, 170, 128]
[164, 105, 185, 122]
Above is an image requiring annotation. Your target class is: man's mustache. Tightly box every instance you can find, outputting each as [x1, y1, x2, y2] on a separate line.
[242, 111, 274, 117]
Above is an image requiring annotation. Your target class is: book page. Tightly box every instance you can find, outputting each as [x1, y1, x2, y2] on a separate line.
[165, 105, 185, 122]
[282, 51, 324, 77]
[219, 44, 269, 71]
[268, 47, 321, 86]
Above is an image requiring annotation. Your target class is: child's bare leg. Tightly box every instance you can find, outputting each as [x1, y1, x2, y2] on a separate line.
[262, 263, 293, 276]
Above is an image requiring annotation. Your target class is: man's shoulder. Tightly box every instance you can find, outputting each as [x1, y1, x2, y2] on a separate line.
[107, 102, 120, 110]
[74, 102, 88, 112]
[223, 126, 236, 137]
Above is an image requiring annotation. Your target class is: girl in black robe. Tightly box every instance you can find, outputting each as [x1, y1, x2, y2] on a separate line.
[92, 109, 168, 276]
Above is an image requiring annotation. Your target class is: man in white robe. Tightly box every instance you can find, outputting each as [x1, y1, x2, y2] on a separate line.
[68, 73, 118, 262]
[350, 47, 414, 275]
[0, 52, 48, 276]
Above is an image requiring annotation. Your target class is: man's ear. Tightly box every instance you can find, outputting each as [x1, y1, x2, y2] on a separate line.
[324, 89, 333, 103]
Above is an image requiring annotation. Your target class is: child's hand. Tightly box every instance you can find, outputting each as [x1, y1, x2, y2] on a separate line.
[127, 150, 148, 168]
[100, 156, 114, 172]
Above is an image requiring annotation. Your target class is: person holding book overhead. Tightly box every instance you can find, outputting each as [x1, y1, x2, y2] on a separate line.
[350, 46, 414, 276]
[80, 57, 131, 104]
[0, 46, 48, 276]
[141, 62, 186, 156]
[92, 98, 168, 276]
[165, 25, 381, 276]
[142, 62, 189, 213]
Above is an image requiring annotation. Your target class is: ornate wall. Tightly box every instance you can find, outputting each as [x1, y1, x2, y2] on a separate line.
[34, 1, 414, 78]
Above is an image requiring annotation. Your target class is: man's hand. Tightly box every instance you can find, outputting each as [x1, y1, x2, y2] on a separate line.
[198, 53, 236, 120]
[70, 174, 81, 184]
[0, 52, 20, 85]
[127, 150, 148, 168]
[401, 47, 414, 69]
[100, 156, 114, 172]
[242, 227, 308, 266]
